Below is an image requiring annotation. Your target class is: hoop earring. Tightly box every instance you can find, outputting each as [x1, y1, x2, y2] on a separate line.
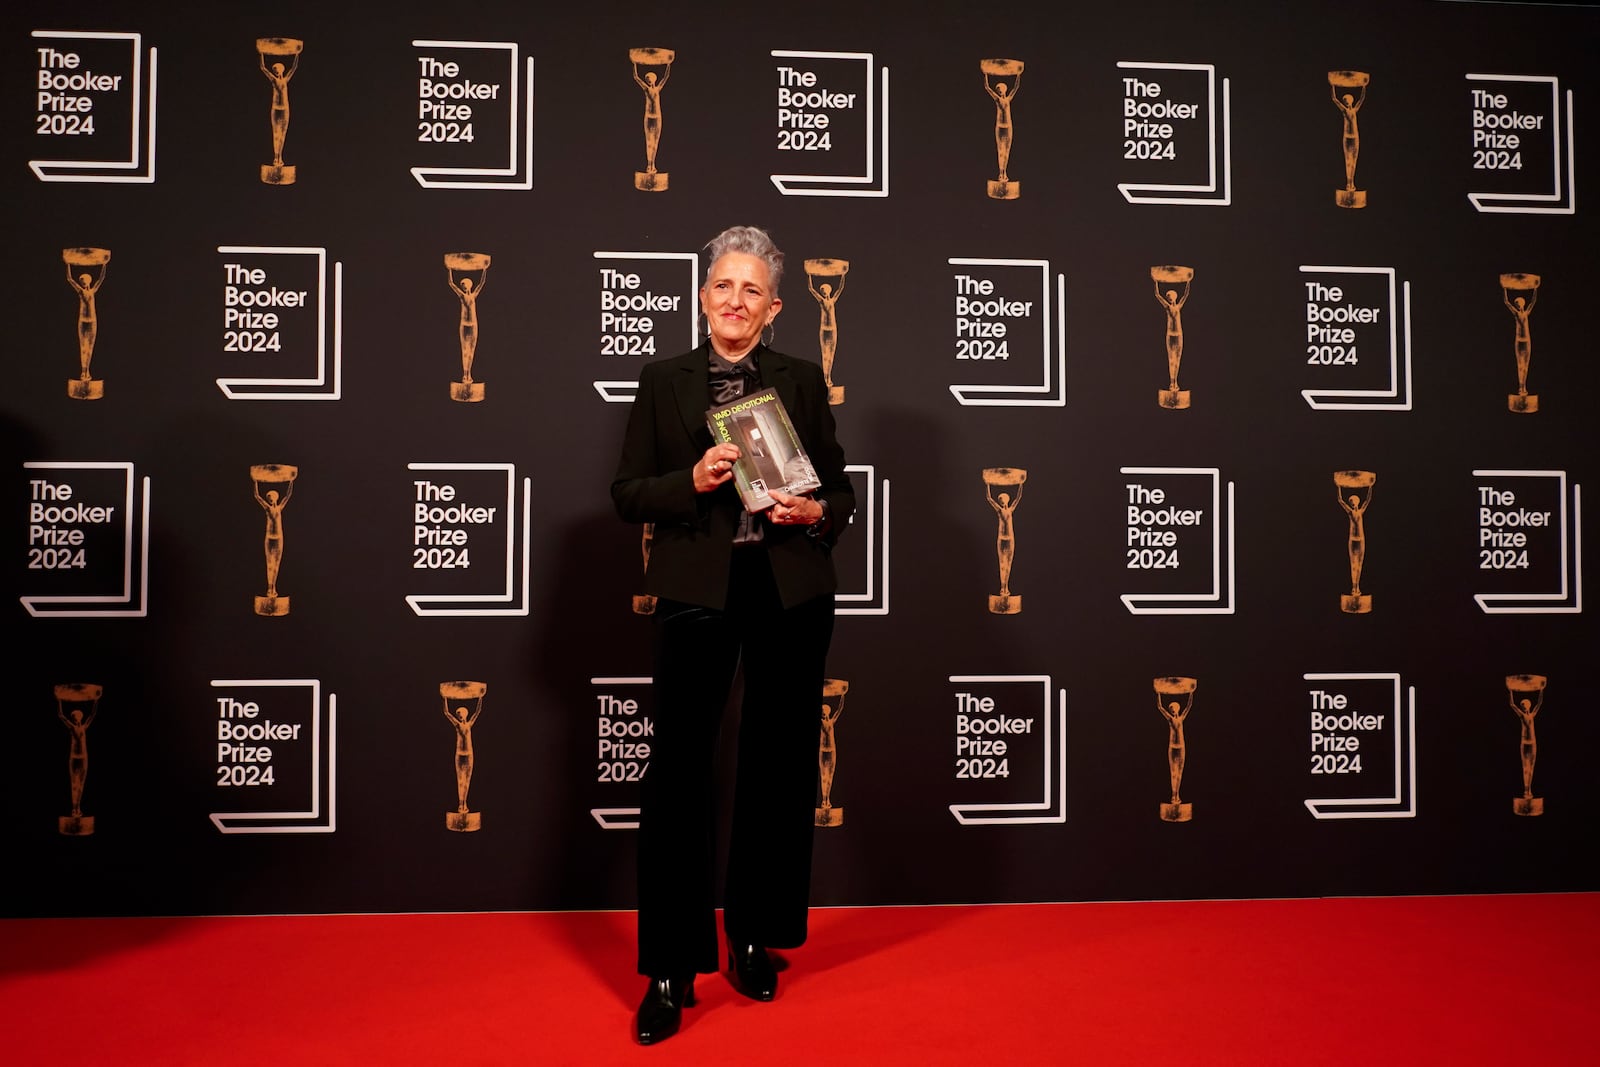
[763, 322, 776, 346]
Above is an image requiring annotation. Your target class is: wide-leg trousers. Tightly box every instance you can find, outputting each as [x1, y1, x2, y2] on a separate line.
[636, 548, 836, 977]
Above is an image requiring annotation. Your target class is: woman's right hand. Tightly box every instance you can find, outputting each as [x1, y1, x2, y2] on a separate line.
[694, 445, 741, 493]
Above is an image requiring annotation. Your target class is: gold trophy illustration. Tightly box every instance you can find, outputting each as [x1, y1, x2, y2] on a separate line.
[250, 464, 297, 616]
[981, 59, 1023, 199]
[1506, 674, 1545, 816]
[1153, 676, 1196, 822]
[983, 467, 1026, 614]
[632, 523, 657, 615]
[1328, 71, 1369, 208]
[1334, 470, 1375, 613]
[629, 47, 674, 192]
[1500, 273, 1540, 413]
[1151, 265, 1194, 409]
[63, 247, 110, 399]
[805, 258, 849, 405]
[257, 37, 303, 185]
[445, 253, 490, 402]
[816, 679, 849, 827]
[440, 681, 486, 831]
[55, 683, 102, 836]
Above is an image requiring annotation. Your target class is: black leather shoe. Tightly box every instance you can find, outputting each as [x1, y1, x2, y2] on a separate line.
[726, 943, 777, 1001]
[634, 975, 695, 1045]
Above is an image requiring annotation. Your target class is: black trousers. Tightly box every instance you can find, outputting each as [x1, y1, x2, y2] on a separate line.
[636, 548, 836, 977]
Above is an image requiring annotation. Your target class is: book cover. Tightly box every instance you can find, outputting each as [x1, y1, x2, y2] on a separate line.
[704, 387, 821, 512]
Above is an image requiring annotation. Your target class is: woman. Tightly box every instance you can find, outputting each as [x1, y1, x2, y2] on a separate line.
[611, 225, 854, 1045]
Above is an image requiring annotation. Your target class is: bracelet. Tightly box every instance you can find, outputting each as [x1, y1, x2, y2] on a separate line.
[806, 499, 832, 537]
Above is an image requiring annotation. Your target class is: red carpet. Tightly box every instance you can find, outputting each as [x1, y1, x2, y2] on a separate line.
[3, 896, 1595, 1065]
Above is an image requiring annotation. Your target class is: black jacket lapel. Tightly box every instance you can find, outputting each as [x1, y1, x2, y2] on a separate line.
[670, 347, 713, 448]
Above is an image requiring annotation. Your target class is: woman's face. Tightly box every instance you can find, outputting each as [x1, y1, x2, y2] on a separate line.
[701, 252, 782, 360]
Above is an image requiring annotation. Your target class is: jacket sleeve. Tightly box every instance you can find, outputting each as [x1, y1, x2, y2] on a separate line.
[610, 361, 704, 526]
[798, 363, 855, 548]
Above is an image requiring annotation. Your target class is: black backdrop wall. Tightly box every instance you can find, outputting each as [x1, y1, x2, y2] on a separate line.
[5, 0, 1595, 918]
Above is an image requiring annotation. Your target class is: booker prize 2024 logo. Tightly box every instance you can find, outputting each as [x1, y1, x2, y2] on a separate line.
[588, 677, 653, 830]
[948, 676, 1066, 825]
[1303, 673, 1416, 820]
[1299, 266, 1414, 410]
[1466, 73, 1576, 215]
[948, 258, 1067, 407]
[585, 678, 847, 832]
[62, 247, 109, 399]
[770, 49, 889, 197]
[1472, 470, 1582, 614]
[591, 250, 699, 403]
[210, 679, 337, 834]
[1116, 60, 1232, 205]
[53, 684, 102, 836]
[217, 245, 344, 400]
[20, 461, 151, 618]
[1121, 468, 1237, 615]
[406, 463, 533, 616]
[30, 29, 157, 183]
[411, 39, 533, 189]
[835, 463, 892, 617]
[439, 682, 487, 831]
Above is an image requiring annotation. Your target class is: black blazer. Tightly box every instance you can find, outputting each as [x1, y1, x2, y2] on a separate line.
[612, 344, 855, 610]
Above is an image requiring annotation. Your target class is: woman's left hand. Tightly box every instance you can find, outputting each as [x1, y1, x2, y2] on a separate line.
[768, 490, 821, 526]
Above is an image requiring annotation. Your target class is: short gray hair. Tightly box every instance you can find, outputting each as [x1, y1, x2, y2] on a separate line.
[704, 225, 784, 294]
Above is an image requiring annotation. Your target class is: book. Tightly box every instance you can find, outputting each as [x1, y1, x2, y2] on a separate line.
[705, 386, 821, 513]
